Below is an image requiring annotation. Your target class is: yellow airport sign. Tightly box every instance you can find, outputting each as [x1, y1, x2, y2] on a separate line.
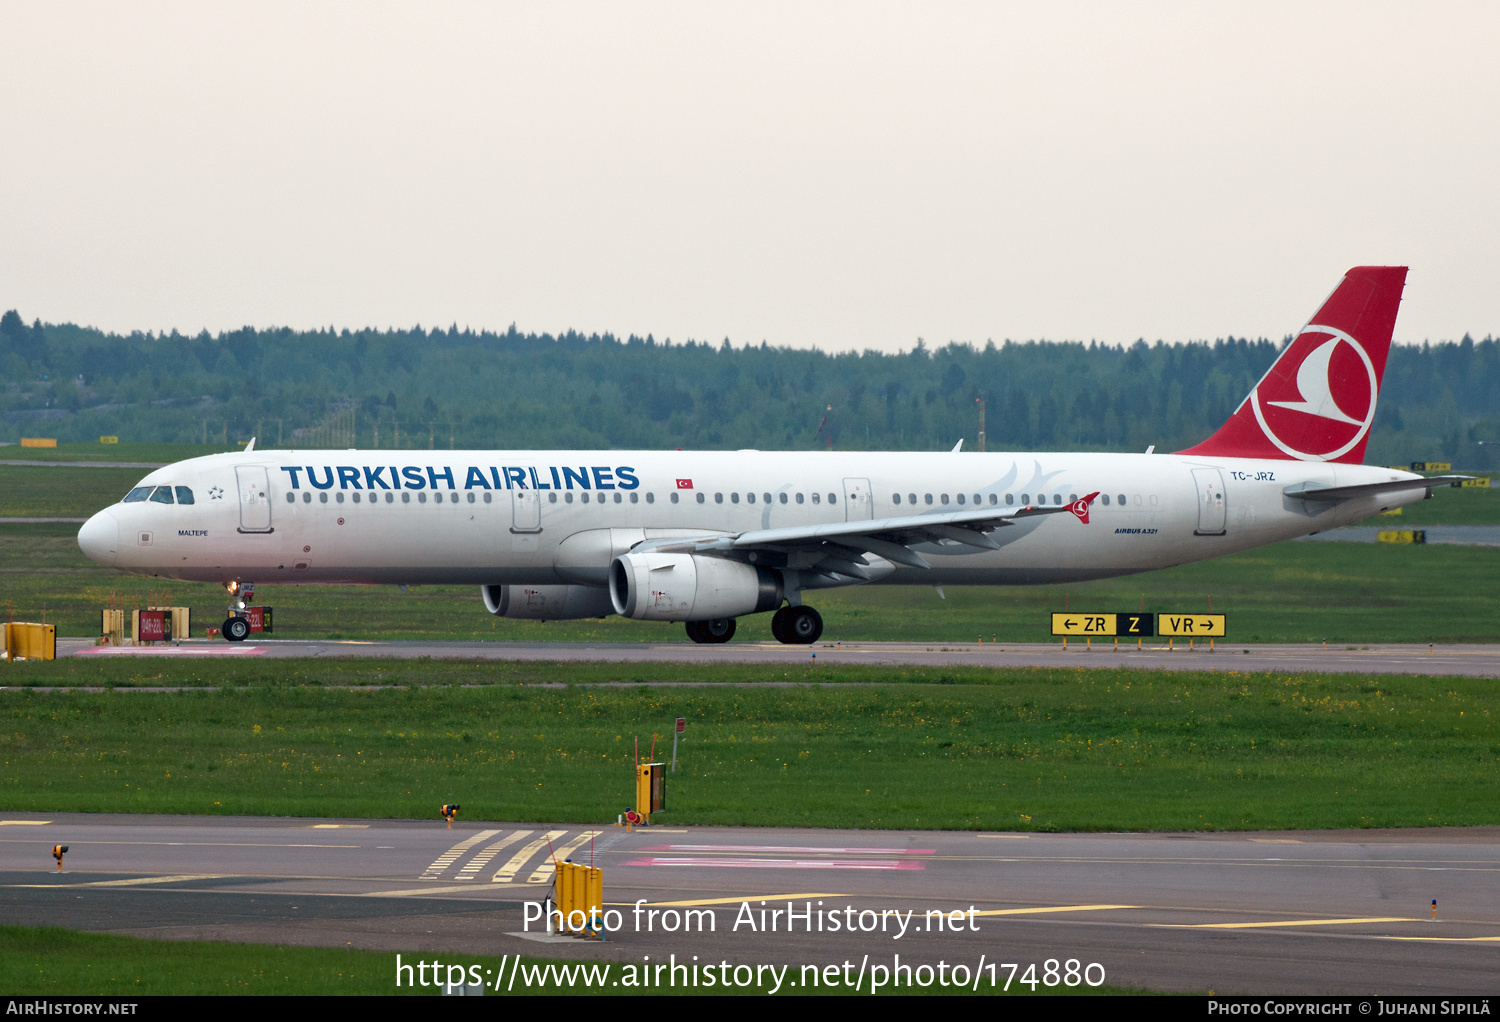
[1410, 461, 1452, 472]
[1050, 613, 1157, 637]
[99, 435, 118, 444]
[1157, 614, 1226, 637]
[1457, 478, 1490, 489]
[1051, 613, 1118, 636]
[1378, 507, 1403, 516]
[1378, 530, 1426, 545]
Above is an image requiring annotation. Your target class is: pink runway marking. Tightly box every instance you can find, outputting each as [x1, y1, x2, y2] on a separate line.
[622, 857, 925, 870]
[639, 844, 936, 855]
[75, 646, 266, 656]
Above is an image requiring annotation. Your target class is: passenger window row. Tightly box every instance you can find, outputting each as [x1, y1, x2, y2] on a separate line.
[890, 491, 1090, 507]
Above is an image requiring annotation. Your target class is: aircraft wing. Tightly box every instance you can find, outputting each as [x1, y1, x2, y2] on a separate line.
[635, 492, 1100, 580]
[1282, 476, 1471, 501]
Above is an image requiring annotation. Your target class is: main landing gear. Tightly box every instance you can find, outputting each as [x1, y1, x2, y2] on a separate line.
[685, 618, 736, 644]
[684, 605, 823, 645]
[771, 605, 822, 645]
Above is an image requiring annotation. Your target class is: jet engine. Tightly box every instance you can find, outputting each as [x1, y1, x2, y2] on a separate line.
[480, 584, 614, 620]
[609, 553, 782, 621]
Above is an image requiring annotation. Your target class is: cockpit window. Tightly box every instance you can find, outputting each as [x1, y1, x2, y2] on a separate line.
[174, 486, 195, 505]
[122, 487, 152, 503]
[149, 486, 175, 504]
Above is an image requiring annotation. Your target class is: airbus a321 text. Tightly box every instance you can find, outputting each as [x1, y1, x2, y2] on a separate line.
[78, 266, 1464, 644]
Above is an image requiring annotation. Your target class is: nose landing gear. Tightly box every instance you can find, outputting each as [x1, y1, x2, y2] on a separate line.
[222, 580, 253, 643]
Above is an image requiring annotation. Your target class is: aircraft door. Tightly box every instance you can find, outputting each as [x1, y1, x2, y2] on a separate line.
[1192, 468, 1227, 536]
[843, 478, 874, 521]
[235, 466, 273, 533]
[512, 489, 542, 533]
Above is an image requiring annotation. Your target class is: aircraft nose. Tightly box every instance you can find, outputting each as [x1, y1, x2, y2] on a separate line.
[78, 510, 119, 567]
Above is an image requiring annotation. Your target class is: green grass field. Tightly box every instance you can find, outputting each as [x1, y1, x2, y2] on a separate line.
[2, 660, 1494, 831]
[0, 441, 241, 464]
[0, 925, 1134, 995]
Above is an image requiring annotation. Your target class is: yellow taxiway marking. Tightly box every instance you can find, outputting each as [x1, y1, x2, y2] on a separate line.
[620, 893, 847, 908]
[1172, 916, 1418, 929]
[977, 834, 1030, 839]
[642, 829, 691, 833]
[420, 829, 501, 880]
[526, 831, 604, 883]
[973, 904, 1138, 917]
[1376, 935, 1500, 943]
[309, 824, 368, 829]
[455, 830, 531, 880]
[0, 821, 51, 826]
[79, 874, 236, 887]
[364, 884, 513, 898]
[493, 831, 567, 883]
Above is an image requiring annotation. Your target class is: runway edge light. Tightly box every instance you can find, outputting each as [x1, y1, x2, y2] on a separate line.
[52, 845, 67, 870]
[441, 804, 460, 829]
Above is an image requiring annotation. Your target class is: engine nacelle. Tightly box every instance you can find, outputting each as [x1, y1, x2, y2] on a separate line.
[609, 553, 782, 621]
[480, 584, 614, 620]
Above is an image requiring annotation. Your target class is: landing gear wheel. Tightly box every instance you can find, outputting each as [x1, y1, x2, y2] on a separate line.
[774, 606, 822, 644]
[701, 618, 736, 643]
[223, 617, 250, 642]
[771, 606, 792, 643]
[686, 619, 736, 644]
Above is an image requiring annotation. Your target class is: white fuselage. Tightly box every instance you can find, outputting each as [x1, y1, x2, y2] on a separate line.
[78, 449, 1428, 588]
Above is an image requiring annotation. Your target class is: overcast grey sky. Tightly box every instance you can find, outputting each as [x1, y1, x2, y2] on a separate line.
[2, 2, 1496, 350]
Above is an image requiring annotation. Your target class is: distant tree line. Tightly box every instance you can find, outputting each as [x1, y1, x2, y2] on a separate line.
[2, 308, 1497, 468]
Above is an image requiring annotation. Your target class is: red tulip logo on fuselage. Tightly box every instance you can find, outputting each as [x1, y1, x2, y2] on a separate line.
[1251, 325, 1378, 461]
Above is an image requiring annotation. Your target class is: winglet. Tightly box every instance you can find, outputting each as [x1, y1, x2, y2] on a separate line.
[1070, 492, 1100, 524]
[951, 439, 963, 453]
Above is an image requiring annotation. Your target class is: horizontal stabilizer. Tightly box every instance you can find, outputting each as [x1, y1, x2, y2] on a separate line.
[1282, 476, 1470, 501]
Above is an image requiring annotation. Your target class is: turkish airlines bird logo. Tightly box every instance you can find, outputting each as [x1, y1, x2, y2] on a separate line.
[1069, 492, 1100, 524]
[1251, 326, 1378, 461]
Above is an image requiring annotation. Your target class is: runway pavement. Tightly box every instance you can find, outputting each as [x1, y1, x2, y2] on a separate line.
[58, 636, 1500, 678]
[3, 812, 1498, 994]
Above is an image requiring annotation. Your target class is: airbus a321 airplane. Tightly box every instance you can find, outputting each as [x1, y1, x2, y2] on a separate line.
[79, 266, 1463, 644]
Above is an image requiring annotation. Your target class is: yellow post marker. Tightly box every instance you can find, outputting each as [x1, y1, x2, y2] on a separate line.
[441, 804, 460, 829]
[552, 861, 605, 938]
[52, 845, 67, 871]
[636, 763, 666, 824]
[4, 623, 56, 660]
[1432, 899, 1437, 921]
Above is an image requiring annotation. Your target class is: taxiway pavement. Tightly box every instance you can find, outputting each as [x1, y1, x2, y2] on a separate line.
[57, 637, 1500, 678]
[3, 813, 1498, 994]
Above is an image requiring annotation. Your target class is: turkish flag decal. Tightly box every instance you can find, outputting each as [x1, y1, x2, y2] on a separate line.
[676, 479, 694, 489]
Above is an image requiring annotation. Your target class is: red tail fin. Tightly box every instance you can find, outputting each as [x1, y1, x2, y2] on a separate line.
[1177, 266, 1407, 464]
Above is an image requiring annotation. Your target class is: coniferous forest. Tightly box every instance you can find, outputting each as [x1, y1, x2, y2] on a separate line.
[2, 309, 1496, 468]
